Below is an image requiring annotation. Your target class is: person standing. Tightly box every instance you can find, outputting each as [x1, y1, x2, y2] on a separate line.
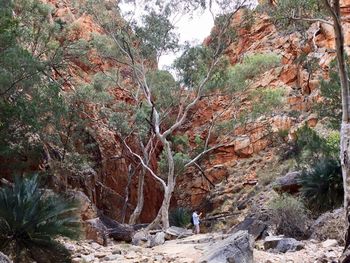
[192, 211, 202, 234]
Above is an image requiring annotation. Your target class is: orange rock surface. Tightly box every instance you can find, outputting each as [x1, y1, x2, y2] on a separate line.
[42, 0, 347, 221]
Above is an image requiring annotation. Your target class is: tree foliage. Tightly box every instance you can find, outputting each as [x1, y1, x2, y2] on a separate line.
[0, 0, 106, 182]
[315, 62, 342, 130]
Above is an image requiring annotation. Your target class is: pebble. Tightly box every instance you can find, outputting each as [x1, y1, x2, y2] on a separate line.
[81, 254, 94, 262]
[94, 252, 108, 258]
[104, 254, 123, 261]
[112, 248, 122, 255]
[322, 239, 338, 248]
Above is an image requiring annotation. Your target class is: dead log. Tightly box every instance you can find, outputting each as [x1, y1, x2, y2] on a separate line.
[99, 213, 135, 242]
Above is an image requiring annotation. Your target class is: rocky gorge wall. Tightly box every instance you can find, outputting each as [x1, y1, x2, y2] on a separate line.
[34, 0, 350, 223]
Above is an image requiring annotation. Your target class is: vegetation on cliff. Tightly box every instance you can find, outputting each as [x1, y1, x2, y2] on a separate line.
[1, 0, 350, 261]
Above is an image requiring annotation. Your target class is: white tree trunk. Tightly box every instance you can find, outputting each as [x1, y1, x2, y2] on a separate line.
[129, 169, 145, 225]
[340, 123, 350, 262]
[323, 1, 350, 261]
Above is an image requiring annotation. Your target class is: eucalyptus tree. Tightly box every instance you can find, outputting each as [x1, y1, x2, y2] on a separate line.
[81, 0, 285, 229]
[270, 0, 350, 261]
[0, 0, 108, 197]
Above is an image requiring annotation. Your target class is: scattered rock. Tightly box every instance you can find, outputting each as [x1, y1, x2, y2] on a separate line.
[322, 239, 338, 248]
[81, 254, 94, 262]
[94, 251, 108, 258]
[132, 230, 150, 247]
[165, 226, 192, 240]
[150, 231, 166, 247]
[112, 248, 122, 255]
[104, 254, 123, 261]
[273, 171, 301, 194]
[200, 230, 254, 263]
[263, 236, 304, 253]
[90, 241, 101, 250]
[229, 215, 268, 240]
[310, 208, 345, 245]
[71, 258, 82, 263]
[0, 252, 11, 263]
[125, 251, 138, 259]
[154, 254, 164, 261]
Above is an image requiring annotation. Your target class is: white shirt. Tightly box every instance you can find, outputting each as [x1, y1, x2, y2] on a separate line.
[192, 212, 200, 225]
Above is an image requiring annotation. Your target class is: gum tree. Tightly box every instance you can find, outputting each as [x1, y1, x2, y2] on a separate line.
[81, 0, 285, 229]
[271, 0, 350, 261]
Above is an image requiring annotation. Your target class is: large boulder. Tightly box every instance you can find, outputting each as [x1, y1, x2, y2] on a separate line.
[273, 171, 301, 194]
[132, 230, 150, 247]
[132, 230, 166, 248]
[0, 252, 12, 263]
[165, 226, 193, 240]
[84, 218, 108, 246]
[229, 215, 268, 240]
[200, 230, 254, 263]
[150, 231, 166, 247]
[68, 190, 98, 221]
[263, 236, 304, 253]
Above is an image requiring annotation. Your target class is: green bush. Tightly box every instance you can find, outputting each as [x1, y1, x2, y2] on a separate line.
[0, 175, 81, 263]
[299, 158, 343, 213]
[314, 62, 341, 129]
[250, 87, 285, 118]
[268, 194, 310, 239]
[169, 207, 191, 228]
[227, 53, 281, 91]
[286, 125, 339, 164]
[158, 151, 190, 178]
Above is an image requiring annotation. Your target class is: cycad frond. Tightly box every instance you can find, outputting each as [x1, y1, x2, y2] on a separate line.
[0, 174, 81, 262]
[299, 158, 343, 213]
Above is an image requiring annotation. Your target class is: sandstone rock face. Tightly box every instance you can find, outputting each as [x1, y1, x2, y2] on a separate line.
[43, 0, 163, 223]
[200, 230, 254, 263]
[69, 190, 98, 221]
[38, 0, 348, 222]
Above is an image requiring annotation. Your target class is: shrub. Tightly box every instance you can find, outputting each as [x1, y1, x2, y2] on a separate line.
[227, 53, 281, 91]
[314, 62, 341, 130]
[286, 125, 339, 165]
[250, 87, 285, 118]
[169, 207, 191, 228]
[299, 158, 343, 213]
[158, 151, 190, 178]
[268, 194, 310, 239]
[0, 175, 81, 263]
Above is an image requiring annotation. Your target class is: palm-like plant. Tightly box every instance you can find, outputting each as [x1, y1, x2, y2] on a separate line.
[0, 175, 81, 263]
[299, 158, 343, 213]
[169, 207, 191, 228]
